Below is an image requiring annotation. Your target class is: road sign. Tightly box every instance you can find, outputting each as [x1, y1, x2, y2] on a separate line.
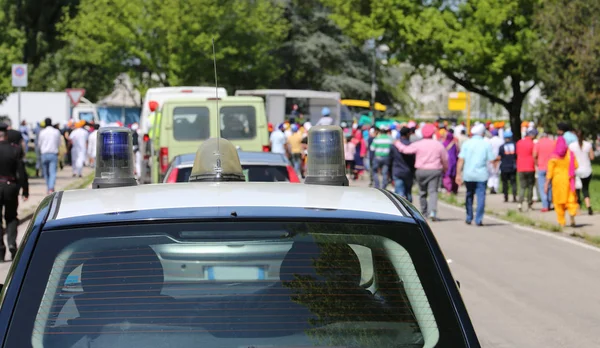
[12, 64, 28, 87]
[66, 88, 86, 106]
[448, 92, 468, 111]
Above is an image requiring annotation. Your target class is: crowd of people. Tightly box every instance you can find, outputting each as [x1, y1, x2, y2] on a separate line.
[339, 119, 596, 228]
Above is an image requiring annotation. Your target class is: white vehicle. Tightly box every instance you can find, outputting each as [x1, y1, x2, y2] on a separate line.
[139, 87, 228, 183]
[0, 92, 100, 127]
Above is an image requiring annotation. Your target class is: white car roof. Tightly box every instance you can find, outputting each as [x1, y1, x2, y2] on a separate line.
[55, 183, 405, 220]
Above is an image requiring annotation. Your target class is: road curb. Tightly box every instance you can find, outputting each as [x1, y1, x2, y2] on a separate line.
[17, 173, 95, 226]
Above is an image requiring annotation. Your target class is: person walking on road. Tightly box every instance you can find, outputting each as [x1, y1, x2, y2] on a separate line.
[69, 120, 89, 178]
[486, 129, 504, 194]
[288, 124, 304, 176]
[38, 117, 62, 194]
[270, 123, 287, 156]
[395, 123, 448, 221]
[370, 126, 393, 189]
[456, 124, 495, 226]
[534, 131, 556, 212]
[545, 136, 579, 227]
[441, 129, 459, 194]
[315, 107, 334, 126]
[497, 130, 518, 203]
[390, 127, 415, 202]
[0, 123, 29, 261]
[569, 130, 594, 215]
[516, 129, 537, 212]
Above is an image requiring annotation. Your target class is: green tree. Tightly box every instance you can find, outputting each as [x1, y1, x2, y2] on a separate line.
[533, 0, 600, 135]
[0, 0, 24, 100]
[324, 0, 539, 139]
[52, 0, 288, 99]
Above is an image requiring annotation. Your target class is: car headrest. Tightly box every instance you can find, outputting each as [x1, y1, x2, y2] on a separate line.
[279, 241, 361, 286]
[81, 246, 164, 296]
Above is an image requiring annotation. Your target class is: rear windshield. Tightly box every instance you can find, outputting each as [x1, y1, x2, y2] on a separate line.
[7, 221, 466, 347]
[176, 165, 289, 183]
[220, 106, 256, 140]
[173, 107, 210, 141]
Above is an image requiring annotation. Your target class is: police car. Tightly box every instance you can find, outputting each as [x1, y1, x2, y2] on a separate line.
[0, 126, 480, 347]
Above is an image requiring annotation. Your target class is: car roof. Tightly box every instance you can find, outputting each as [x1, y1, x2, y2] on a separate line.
[54, 183, 406, 220]
[162, 96, 264, 105]
[175, 152, 288, 167]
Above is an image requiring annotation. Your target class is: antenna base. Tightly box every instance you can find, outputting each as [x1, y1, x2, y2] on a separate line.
[93, 177, 138, 189]
[304, 175, 349, 187]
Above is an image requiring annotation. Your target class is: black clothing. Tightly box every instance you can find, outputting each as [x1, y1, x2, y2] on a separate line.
[501, 171, 517, 202]
[498, 141, 517, 173]
[0, 141, 29, 259]
[7, 129, 22, 146]
[390, 138, 414, 180]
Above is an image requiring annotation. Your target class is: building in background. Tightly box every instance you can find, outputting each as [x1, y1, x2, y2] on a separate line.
[96, 74, 141, 126]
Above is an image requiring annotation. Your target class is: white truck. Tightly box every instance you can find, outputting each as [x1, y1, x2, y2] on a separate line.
[0, 91, 100, 127]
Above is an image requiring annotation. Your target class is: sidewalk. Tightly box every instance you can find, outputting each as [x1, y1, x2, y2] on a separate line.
[359, 173, 600, 242]
[18, 165, 94, 224]
[444, 185, 600, 238]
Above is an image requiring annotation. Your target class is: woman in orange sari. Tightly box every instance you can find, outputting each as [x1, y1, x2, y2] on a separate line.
[545, 136, 579, 227]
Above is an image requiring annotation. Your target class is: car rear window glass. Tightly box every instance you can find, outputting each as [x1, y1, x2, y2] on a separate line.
[7, 221, 467, 347]
[174, 165, 288, 183]
[220, 106, 256, 140]
[173, 107, 210, 141]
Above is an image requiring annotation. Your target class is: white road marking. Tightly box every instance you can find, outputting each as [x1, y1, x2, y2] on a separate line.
[439, 202, 600, 254]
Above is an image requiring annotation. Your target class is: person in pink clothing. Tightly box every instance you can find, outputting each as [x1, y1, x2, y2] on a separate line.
[395, 123, 448, 221]
[534, 131, 556, 212]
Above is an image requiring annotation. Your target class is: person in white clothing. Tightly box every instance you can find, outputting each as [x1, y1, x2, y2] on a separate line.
[315, 107, 334, 126]
[69, 121, 89, 177]
[87, 124, 99, 168]
[269, 123, 287, 155]
[569, 130, 595, 215]
[485, 129, 505, 194]
[37, 118, 62, 194]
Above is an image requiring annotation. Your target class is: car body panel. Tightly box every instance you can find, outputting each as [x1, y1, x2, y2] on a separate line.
[54, 183, 406, 220]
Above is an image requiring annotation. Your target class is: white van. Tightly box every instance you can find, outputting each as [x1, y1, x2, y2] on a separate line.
[139, 86, 228, 183]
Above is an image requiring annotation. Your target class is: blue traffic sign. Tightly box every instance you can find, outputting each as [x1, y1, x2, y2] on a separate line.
[14, 67, 25, 77]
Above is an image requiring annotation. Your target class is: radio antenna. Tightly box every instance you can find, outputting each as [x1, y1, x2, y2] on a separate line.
[212, 38, 222, 172]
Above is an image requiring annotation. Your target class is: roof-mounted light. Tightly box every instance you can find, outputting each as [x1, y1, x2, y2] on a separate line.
[92, 127, 138, 189]
[304, 125, 349, 187]
[189, 138, 245, 182]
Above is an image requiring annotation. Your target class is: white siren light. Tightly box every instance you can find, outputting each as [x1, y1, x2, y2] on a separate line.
[92, 127, 138, 189]
[305, 125, 349, 186]
[189, 138, 245, 182]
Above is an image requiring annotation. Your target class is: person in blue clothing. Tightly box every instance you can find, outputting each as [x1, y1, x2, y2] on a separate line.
[456, 123, 496, 226]
[496, 130, 518, 203]
[390, 127, 416, 202]
[315, 107, 334, 126]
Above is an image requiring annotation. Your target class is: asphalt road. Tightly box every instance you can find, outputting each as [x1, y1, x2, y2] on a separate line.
[2, 198, 600, 347]
[432, 203, 600, 347]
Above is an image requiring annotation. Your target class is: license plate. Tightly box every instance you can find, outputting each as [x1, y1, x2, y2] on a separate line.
[206, 266, 265, 280]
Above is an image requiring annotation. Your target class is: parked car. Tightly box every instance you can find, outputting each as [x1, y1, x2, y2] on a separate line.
[164, 151, 301, 183]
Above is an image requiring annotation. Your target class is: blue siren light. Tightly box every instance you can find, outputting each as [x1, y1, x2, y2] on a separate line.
[92, 127, 138, 189]
[304, 125, 349, 187]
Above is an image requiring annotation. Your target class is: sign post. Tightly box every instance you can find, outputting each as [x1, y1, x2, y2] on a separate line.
[66, 88, 86, 107]
[448, 92, 471, 133]
[12, 64, 28, 125]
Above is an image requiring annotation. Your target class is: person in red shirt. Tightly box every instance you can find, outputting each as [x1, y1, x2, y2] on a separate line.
[516, 129, 537, 211]
[534, 131, 556, 212]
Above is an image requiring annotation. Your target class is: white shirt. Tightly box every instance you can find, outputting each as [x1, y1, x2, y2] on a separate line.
[69, 128, 89, 150]
[315, 116, 334, 126]
[488, 136, 505, 157]
[38, 126, 62, 154]
[87, 130, 98, 157]
[569, 141, 593, 178]
[269, 130, 287, 154]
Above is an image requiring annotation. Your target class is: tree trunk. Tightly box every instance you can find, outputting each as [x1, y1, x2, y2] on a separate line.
[507, 99, 523, 140]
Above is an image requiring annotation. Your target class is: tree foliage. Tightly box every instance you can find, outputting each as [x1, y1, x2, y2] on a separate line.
[324, 0, 539, 139]
[51, 0, 288, 100]
[0, 0, 24, 99]
[533, 0, 600, 135]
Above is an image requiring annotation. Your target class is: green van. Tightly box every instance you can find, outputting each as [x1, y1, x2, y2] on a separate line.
[150, 96, 270, 183]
